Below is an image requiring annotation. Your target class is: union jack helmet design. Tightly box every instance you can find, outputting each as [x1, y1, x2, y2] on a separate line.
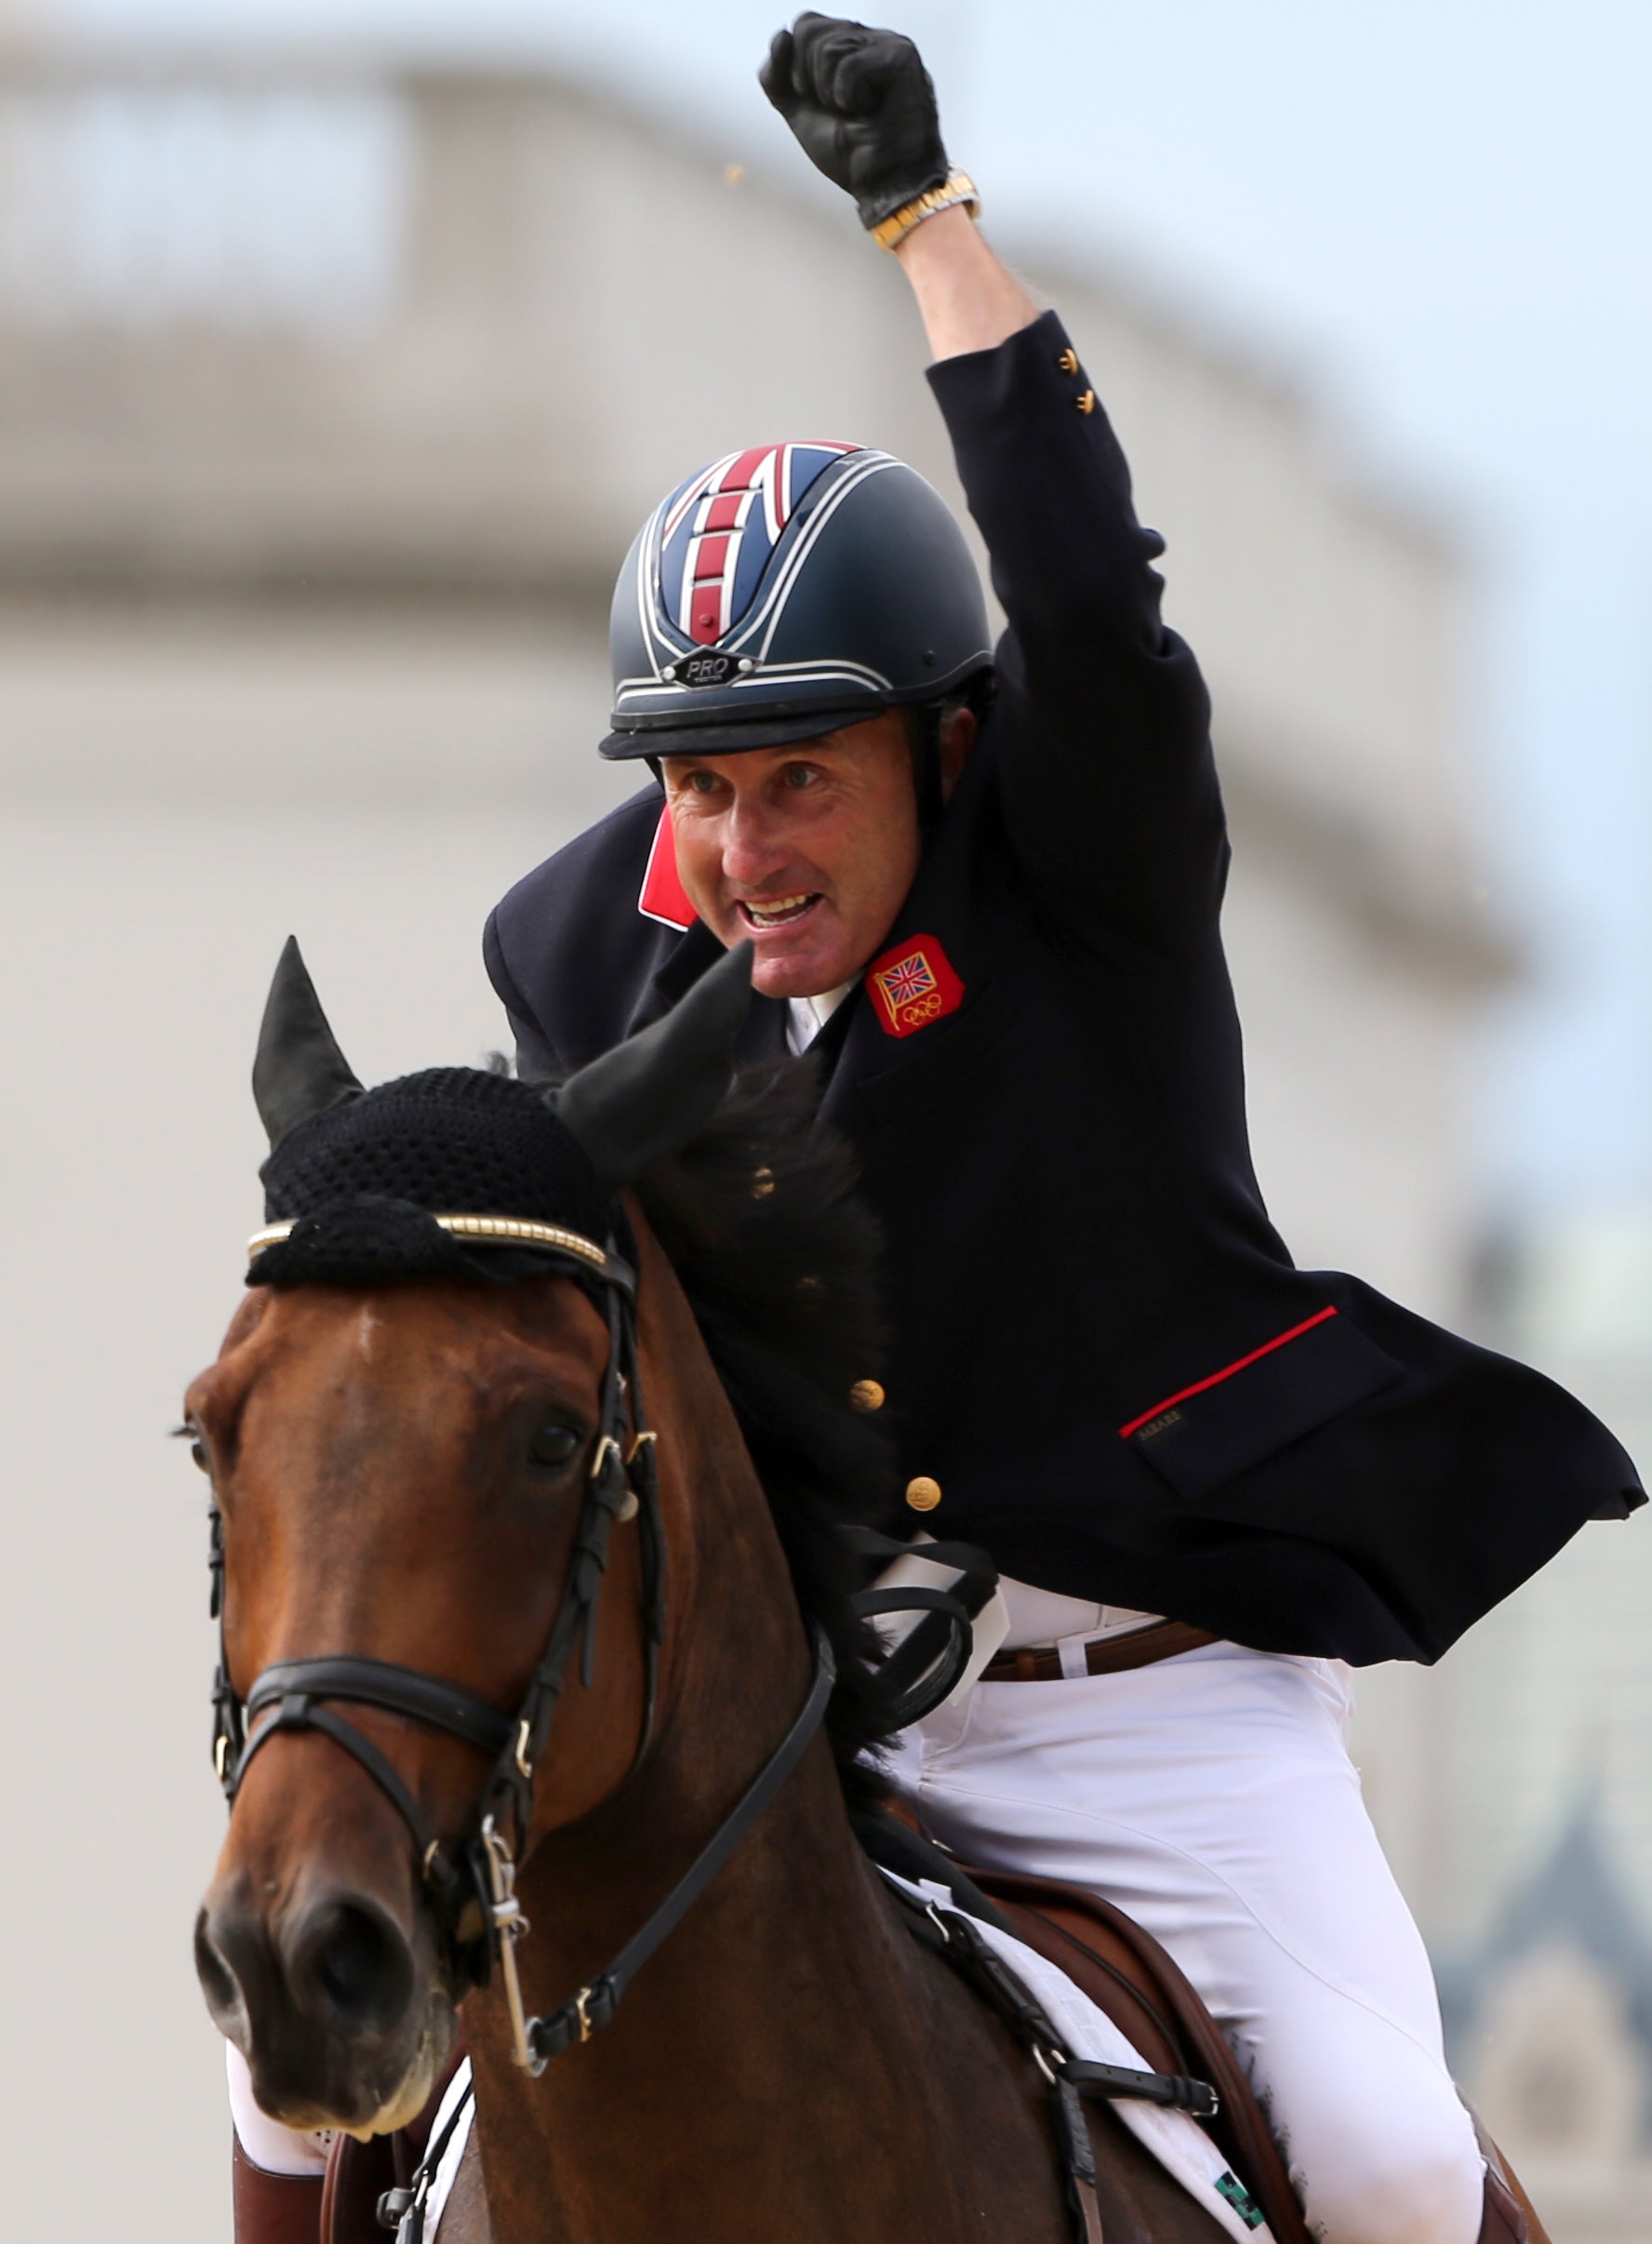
[601, 439, 992, 759]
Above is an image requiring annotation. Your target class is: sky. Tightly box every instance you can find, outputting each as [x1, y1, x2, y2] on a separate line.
[56, 0, 1652, 1221]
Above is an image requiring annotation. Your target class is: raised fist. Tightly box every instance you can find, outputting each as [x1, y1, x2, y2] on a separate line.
[760, 13, 951, 232]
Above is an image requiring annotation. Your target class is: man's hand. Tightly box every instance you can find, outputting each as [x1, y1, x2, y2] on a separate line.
[760, 13, 951, 231]
[762, 12, 1038, 360]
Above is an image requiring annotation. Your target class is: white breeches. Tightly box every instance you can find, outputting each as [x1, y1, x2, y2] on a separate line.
[881, 1640, 1485, 2244]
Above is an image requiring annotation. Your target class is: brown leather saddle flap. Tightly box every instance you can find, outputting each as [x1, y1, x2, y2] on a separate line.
[320, 2133, 400, 2244]
[232, 2140, 326, 2244]
[965, 1863, 1313, 2244]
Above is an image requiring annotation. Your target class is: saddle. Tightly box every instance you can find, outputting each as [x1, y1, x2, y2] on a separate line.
[854, 1810, 1308, 2244]
[977, 1867, 1308, 2244]
[855, 1809, 1546, 2244]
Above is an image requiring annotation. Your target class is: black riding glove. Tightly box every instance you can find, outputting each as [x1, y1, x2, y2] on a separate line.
[760, 12, 951, 233]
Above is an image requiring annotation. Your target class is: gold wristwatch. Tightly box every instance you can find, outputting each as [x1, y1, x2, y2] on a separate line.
[871, 169, 981, 254]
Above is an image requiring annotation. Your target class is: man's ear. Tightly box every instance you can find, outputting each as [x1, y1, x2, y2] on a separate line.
[939, 705, 978, 804]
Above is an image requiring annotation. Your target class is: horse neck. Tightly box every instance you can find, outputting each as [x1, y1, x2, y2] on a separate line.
[460, 1228, 982, 2242]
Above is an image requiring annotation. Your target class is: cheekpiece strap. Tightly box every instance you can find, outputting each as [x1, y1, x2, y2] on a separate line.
[479, 1285, 650, 1850]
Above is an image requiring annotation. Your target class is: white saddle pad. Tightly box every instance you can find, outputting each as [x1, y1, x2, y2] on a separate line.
[423, 2060, 476, 2237]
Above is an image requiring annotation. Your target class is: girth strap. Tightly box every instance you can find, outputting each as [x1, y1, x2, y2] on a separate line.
[1053, 2077, 1107, 2244]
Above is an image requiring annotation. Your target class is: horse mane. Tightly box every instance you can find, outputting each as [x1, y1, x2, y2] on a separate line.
[630, 1057, 898, 1810]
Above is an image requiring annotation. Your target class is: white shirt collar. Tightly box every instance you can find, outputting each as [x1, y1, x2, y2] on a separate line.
[785, 979, 855, 1056]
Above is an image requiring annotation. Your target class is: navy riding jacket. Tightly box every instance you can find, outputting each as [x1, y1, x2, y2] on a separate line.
[484, 311, 1643, 1665]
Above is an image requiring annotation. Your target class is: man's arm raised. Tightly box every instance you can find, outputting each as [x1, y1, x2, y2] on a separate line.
[761, 13, 1223, 945]
[894, 203, 1038, 362]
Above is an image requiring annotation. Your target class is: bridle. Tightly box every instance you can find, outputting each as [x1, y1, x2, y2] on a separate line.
[207, 1210, 834, 2077]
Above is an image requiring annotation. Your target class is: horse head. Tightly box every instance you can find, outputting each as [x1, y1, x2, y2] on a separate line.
[189, 938, 889, 2142]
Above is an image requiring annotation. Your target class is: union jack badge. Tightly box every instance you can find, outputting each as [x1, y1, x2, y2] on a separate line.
[865, 934, 965, 1038]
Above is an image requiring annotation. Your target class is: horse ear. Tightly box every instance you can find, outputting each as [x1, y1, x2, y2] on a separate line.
[253, 936, 364, 1149]
[552, 941, 754, 1188]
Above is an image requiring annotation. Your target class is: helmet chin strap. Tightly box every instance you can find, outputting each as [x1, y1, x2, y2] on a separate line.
[911, 701, 947, 836]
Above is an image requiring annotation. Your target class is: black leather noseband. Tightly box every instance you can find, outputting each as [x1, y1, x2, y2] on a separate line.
[233, 1657, 518, 1877]
[245, 1655, 517, 1760]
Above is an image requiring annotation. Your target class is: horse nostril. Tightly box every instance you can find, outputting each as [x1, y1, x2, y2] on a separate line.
[297, 1900, 413, 2029]
[315, 1914, 382, 2007]
[194, 1907, 244, 2025]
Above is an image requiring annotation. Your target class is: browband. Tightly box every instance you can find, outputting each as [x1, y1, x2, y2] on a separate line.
[246, 1212, 613, 1276]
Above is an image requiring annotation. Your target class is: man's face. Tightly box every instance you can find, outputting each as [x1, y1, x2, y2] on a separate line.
[660, 713, 921, 1001]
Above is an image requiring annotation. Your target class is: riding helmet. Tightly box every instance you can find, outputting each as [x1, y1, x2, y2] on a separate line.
[600, 441, 993, 759]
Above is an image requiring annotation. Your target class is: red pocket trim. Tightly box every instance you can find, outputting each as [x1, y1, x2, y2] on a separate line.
[1118, 1307, 1339, 1440]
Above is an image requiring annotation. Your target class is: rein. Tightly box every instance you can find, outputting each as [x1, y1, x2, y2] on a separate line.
[207, 1215, 834, 2085]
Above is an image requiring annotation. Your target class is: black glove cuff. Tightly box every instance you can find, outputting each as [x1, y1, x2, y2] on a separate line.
[855, 161, 953, 233]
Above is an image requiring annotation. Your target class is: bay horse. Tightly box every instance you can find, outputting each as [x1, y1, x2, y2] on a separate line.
[188, 937, 1243, 2244]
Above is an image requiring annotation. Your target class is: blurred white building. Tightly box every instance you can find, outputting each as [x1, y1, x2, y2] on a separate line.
[0, 37, 1578, 2244]
[1443, 1792, 1652, 2241]
[1431, 1209, 1652, 2238]
[1449, 1209, 1652, 1936]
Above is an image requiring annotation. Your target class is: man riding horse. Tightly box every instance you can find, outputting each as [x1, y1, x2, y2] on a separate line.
[477, 18, 1645, 2244]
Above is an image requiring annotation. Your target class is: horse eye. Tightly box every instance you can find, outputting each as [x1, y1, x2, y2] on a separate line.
[528, 1424, 581, 1470]
[191, 1441, 209, 1473]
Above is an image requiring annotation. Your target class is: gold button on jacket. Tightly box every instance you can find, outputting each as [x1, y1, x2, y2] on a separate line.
[850, 1379, 886, 1413]
[905, 1476, 942, 1513]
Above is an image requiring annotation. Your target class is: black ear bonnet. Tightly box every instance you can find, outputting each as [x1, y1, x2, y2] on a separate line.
[246, 933, 753, 1289]
[252, 1071, 617, 1289]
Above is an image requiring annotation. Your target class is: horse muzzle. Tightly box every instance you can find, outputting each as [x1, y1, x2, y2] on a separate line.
[195, 1863, 458, 2136]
